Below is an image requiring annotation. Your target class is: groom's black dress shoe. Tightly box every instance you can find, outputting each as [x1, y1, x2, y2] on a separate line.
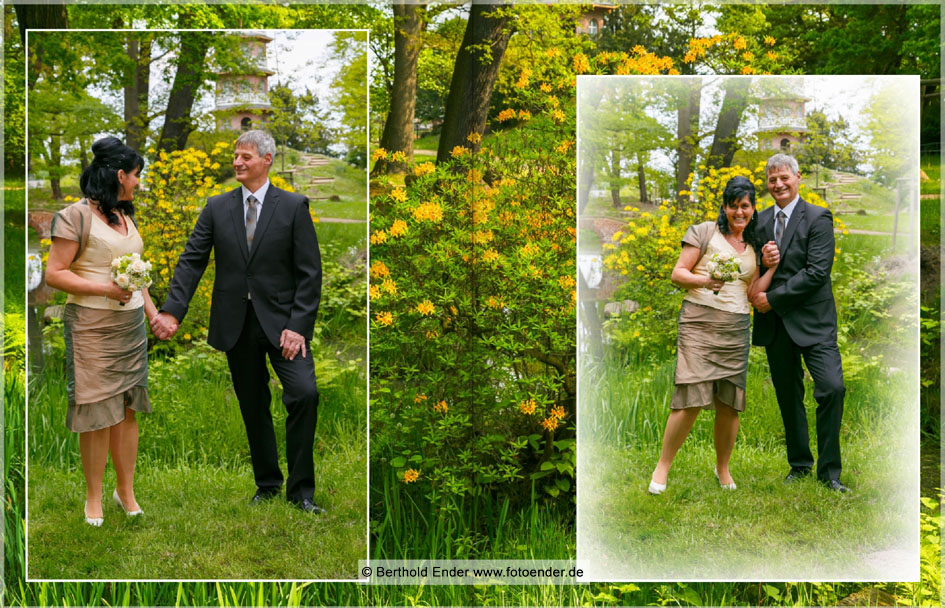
[822, 479, 850, 493]
[290, 498, 326, 514]
[784, 467, 812, 482]
[251, 489, 281, 505]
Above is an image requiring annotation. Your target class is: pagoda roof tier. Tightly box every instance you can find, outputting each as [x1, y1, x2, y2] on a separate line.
[216, 69, 276, 77]
[214, 103, 273, 111]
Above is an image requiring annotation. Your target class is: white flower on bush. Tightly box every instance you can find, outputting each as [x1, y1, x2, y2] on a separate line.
[115, 273, 131, 289]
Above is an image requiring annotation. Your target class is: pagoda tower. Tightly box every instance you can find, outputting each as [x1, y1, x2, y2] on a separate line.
[214, 33, 274, 131]
[754, 94, 810, 152]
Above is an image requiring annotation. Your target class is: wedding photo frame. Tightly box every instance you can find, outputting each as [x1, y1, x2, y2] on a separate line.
[23, 28, 369, 581]
[577, 74, 921, 581]
[2, 2, 941, 606]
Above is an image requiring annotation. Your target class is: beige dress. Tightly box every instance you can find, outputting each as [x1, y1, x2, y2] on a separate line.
[51, 200, 152, 432]
[671, 222, 756, 412]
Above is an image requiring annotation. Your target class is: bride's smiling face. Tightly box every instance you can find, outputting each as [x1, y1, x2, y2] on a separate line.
[725, 195, 754, 234]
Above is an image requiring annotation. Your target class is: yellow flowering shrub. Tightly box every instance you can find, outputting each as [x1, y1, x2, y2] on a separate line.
[136, 145, 232, 348]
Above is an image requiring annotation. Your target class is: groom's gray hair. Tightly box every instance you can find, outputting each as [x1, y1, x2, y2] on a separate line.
[766, 153, 799, 176]
[235, 129, 277, 159]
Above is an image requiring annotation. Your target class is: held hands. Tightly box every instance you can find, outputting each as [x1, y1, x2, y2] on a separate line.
[751, 291, 772, 313]
[761, 241, 780, 268]
[280, 329, 307, 360]
[150, 312, 179, 340]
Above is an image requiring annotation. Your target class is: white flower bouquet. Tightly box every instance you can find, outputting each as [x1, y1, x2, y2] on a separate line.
[111, 252, 152, 304]
[705, 252, 742, 295]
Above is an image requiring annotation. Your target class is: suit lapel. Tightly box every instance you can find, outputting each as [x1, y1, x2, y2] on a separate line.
[779, 198, 805, 254]
[247, 185, 280, 264]
[229, 188, 250, 262]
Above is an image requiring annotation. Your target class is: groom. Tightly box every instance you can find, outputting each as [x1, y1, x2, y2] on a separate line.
[750, 153, 848, 492]
[152, 130, 325, 512]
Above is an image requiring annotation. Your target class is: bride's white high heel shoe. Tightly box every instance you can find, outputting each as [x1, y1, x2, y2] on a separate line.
[84, 501, 103, 527]
[648, 471, 667, 495]
[113, 489, 144, 516]
[714, 468, 736, 490]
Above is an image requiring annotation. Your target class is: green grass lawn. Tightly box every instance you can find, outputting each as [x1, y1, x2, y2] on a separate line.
[579, 348, 919, 580]
[920, 154, 940, 195]
[28, 459, 366, 579]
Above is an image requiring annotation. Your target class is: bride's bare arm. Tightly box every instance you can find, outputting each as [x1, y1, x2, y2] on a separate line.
[748, 262, 777, 299]
[45, 237, 131, 301]
[671, 244, 724, 292]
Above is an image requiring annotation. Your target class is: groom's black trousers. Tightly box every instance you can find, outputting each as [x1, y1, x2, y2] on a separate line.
[225, 301, 318, 502]
[765, 315, 844, 482]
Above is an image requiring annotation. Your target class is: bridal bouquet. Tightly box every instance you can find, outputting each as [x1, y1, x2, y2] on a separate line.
[705, 252, 741, 295]
[111, 252, 153, 297]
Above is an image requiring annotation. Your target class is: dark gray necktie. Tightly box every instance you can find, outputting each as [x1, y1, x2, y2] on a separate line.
[246, 195, 258, 249]
[775, 210, 786, 247]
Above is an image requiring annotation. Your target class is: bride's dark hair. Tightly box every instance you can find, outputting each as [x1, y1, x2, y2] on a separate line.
[716, 175, 761, 251]
[79, 137, 145, 226]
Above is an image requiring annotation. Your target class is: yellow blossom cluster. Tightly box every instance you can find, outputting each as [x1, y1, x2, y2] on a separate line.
[519, 399, 537, 415]
[556, 140, 574, 154]
[372, 148, 388, 162]
[486, 296, 505, 309]
[572, 52, 590, 74]
[371, 260, 390, 279]
[414, 162, 435, 177]
[451, 146, 470, 158]
[515, 67, 532, 89]
[416, 300, 435, 316]
[370, 230, 388, 245]
[390, 188, 407, 203]
[375, 311, 394, 326]
[381, 278, 397, 295]
[412, 201, 444, 223]
[414, 394, 428, 404]
[684, 35, 724, 63]
[471, 198, 494, 224]
[471, 230, 494, 244]
[497, 108, 517, 122]
[433, 400, 448, 414]
[467, 132, 482, 145]
[402, 469, 419, 483]
[389, 219, 408, 237]
[481, 249, 501, 264]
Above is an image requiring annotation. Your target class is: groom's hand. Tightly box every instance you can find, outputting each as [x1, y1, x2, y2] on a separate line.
[752, 291, 772, 313]
[151, 312, 179, 340]
[280, 329, 307, 360]
[761, 241, 780, 268]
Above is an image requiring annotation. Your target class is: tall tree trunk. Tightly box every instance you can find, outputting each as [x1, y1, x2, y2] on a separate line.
[17, 3, 68, 91]
[577, 85, 604, 215]
[48, 135, 62, 200]
[636, 153, 648, 204]
[609, 143, 621, 208]
[157, 32, 210, 154]
[14, 3, 67, 46]
[705, 78, 751, 171]
[124, 35, 152, 151]
[436, 2, 513, 164]
[373, 2, 425, 176]
[675, 80, 701, 207]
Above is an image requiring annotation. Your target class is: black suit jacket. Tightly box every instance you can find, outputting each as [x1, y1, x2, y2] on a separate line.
[751, 198, 838, 348]
[161, 184, 322, 352]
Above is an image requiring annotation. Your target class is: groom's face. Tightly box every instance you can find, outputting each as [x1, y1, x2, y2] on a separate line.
[233, 143, 271, 187]
[767, 165, 801, 207]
